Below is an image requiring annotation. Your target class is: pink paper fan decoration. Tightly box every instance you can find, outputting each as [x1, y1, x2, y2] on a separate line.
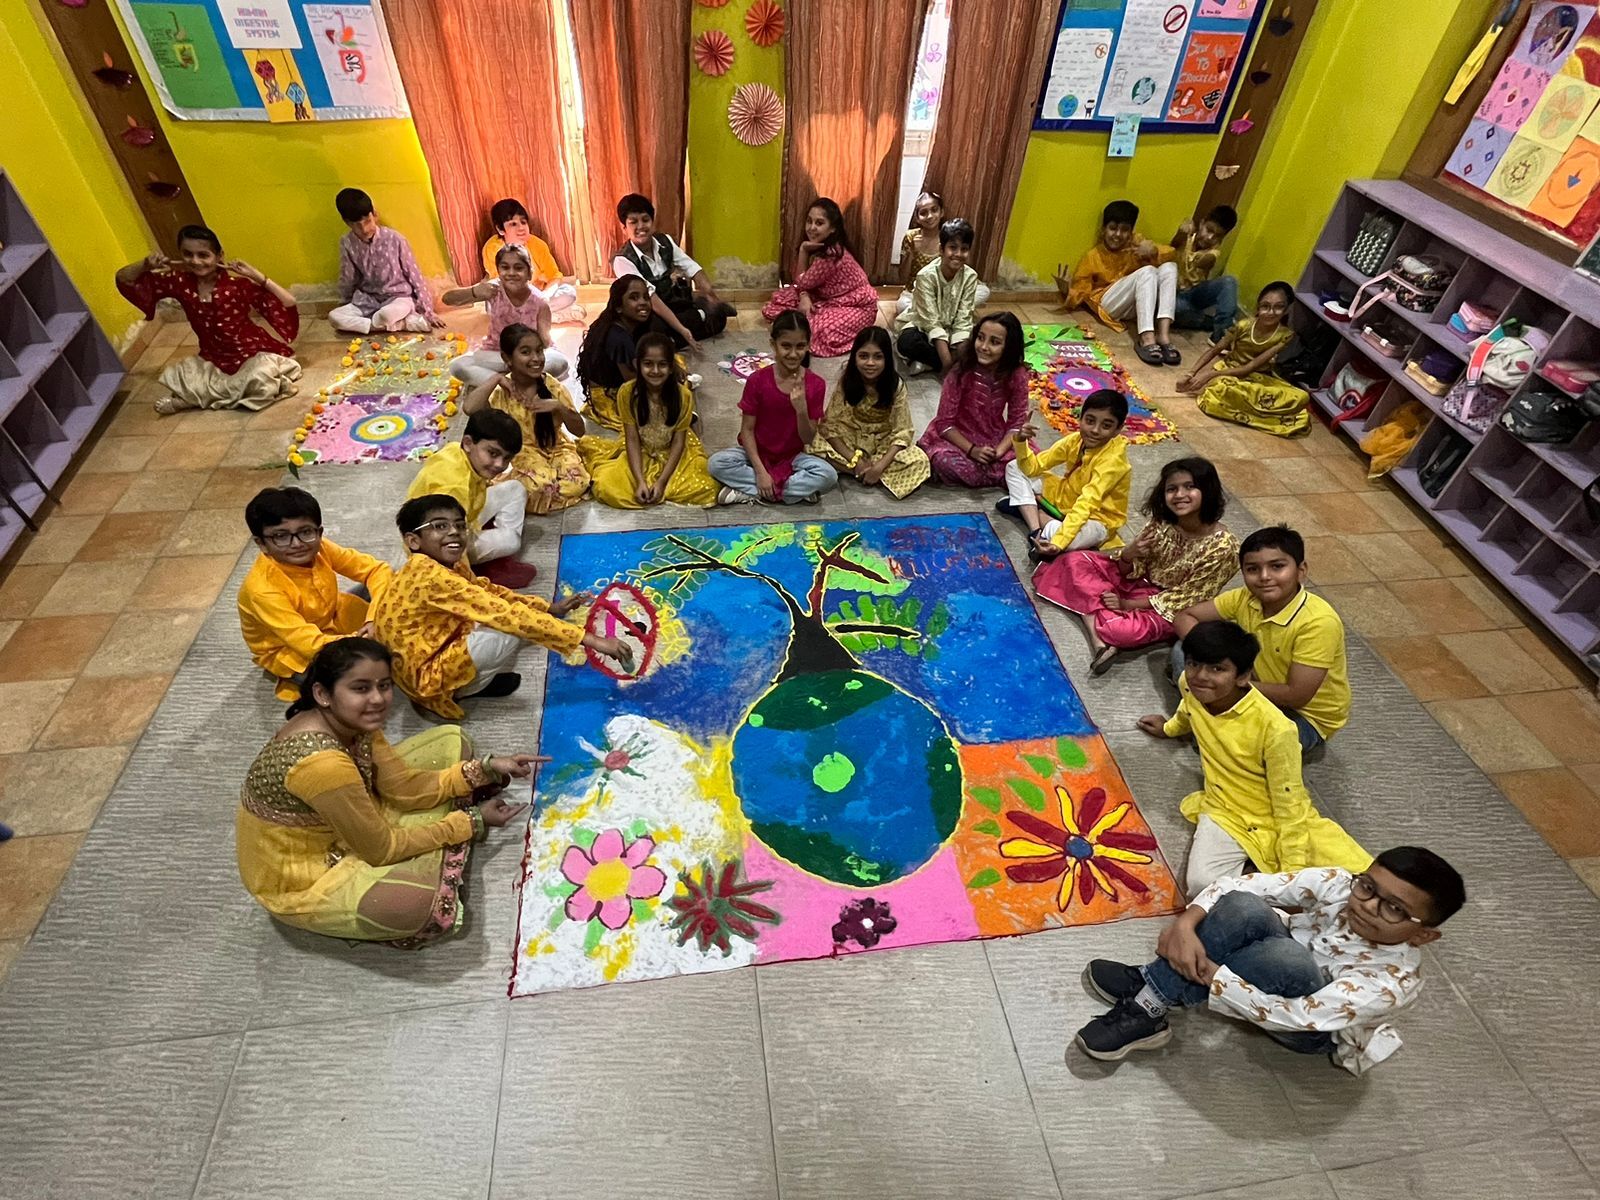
[694, 29, 735, 76]
[728, 82, 784, 146]
[745, 0, 785, 47]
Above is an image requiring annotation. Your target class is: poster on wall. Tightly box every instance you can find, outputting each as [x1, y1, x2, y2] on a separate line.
[1441, 1, 1600, 248]
[1033, 0, 1264, 133]
[114, 0, 409, 121]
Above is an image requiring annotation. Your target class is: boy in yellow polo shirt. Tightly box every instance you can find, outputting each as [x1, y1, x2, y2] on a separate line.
[1000, 389, 1131, 562]
[1172, 525, 1349, 751]
[407, 407, 527, 574]
[1138, 620, 1369, 896]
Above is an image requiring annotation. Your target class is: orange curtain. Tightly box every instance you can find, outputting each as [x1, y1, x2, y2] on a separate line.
[921, 0, 1056, 281]
[783, 0, 928, 282]
[570, 0, 692, 266]
[386, 0, 574, 283]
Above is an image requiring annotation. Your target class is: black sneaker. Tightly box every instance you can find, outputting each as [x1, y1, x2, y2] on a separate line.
[476, 672, 522, 699]
[993, 497, 1018, 518]
[1081, 959, 1146, 1005]
[1075, 997, 1172, 1061]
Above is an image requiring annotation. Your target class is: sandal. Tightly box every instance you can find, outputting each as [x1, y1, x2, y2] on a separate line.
[1089, 645, 1119, 676]
[1135, 343, 1165, 366]
[1160, 344, 1182, 366]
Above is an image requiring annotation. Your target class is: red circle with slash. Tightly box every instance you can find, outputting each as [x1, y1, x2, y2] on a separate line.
[583, 580, 659, 680]
[1163, 5, 1188, 33]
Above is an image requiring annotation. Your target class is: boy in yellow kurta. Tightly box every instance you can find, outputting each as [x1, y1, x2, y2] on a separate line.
[370, 494, 631, 719]
[1001, 389, 1131, 560]
[238, 486, 393, 700]
[1060, 199, 1181, 366]
[1139, 620, 1369, 897]
[407, 408, 526, 565]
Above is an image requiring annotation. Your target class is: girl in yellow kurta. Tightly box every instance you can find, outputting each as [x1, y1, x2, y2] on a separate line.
[1178, 281, 1309, 437]
[464, 323, 590, 514]
[810, 326, 930, 499]
[580, 333, 718, 508]
[235, 638, 539, 947]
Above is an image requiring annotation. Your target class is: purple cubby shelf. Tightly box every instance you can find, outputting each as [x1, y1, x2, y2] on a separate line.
[1299, 179, 1600, 674]
[0, 170, 124, 560]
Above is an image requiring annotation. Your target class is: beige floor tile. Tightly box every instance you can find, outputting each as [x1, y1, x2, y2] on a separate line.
[0, 615, 115, 682]
[14, 516, 104, 566]
[222, 429, 294, 469]
[149, 318, 193, 347]
[0, 745, 129, 835]
[1438, 630, 1563, 696]
[78, 435, 167, 475]
[154, 432, 237, 472]
[246, 399, 316, 430]
[1499, 689, 1600, 765]
[101, 395, 169, 437]
[1426, 696, 1560, 773]
[195, 467, 280, 509]
[1300, 535, 1376, 584]
[1448, 571, 1525, 628]
[1492, 767, 1600, 858]
[1316, 448, 1382, 491]
[112, 469, 212, 514]
[73, 511, 185, 562]
[1370, 635, 1489, 702]
[1357, 487, 1427, 531]
[1506, 627, 1594, 690]
[0, 680, 72, 753]
[1238, 494, 1327, 535]
[0, 621, 16, 655]
[1313, 582, 1420, 638]
[1214, 457, 1287, 497]
[1386, 577, 1503, 635]
[1301, 490, 1393, 534]
[1570, 855, 1600, 897]
[126, 555, 239, 612]
[83, 610, 206, 677]
[33, 675, 173, 750]
[167, 407, 251, 435]
[0, 833, 85, 938]
[0, 565, 64, 620]
[0, 938, 20, 986]
[54, 470, 136, 515]
[1262, 456, 1345, 494]
[31, 560, 153, 617]
[1571, 761, 1600, 795]
[163, 508, 253, 558]
[1343, 531, 1442, 581]
[1399, 529, 1473, 577]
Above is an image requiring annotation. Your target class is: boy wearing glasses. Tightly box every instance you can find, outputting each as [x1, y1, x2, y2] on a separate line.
[1074, 846, 1465, 1073]
[370, 494, 630, 718]
[238, 486, 393, 701]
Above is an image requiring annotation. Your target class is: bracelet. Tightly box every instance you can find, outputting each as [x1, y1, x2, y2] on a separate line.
[462, 757, 498, 788]
[469, 806, 487, 842]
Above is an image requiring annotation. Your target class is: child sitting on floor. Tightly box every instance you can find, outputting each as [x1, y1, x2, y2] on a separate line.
[238, 486, 393, 701]
[1173, 525, 1350, 751]
[613, 193, 734, 350]
[114, 226, 301, 416]
[406, 407, 527, 572]
[479, 197, 581, 320]
[1137, 620, 1369, 897]
[811, 326, 930, 499]
[461, 324, 589, 516]
[896, 191, 991, 315]
[761, 197, 882, 358]
[581, 333, 718, 509]
[1059, 199, 1180, 367]
[1172, 205, 1240, 344]
[1034, 456, 1238, 677]
[709, 310, 838, 505]
[894, 218, 979, 375]
[1074, 845, 1463, 1073]
[330, 188, 440, 335]
[917, 312, 1031, 488]
[370, 494, 629, 718]
[1178, 281, 1309, 437]
[1000, 389, 1132, 562]
[443, 245, 569, 385]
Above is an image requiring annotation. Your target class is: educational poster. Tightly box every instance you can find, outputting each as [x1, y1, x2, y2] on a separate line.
[1034, 0, 1265, 133]
[114, 0, 409, 121]
[1443, 1, 1600, 246]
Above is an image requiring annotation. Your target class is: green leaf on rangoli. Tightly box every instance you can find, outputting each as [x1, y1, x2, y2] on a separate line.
[967, 868, 1002, 889]
[546, 907, 566, 930]
[1021, 753, 1056, 779]
[973, 818, 1002, 836]
[1057, 737, 1089, 769]
[630, 899, 654, 923]
[1009, 777, 1047, 811]
[582, 920, 605, 955]
[628, 818, 649, 839]
[969, 786, 1002, 811]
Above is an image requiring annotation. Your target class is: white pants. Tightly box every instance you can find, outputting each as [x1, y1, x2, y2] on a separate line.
[449, 348, 570, 388]
[472, 479, 526, 562]
[1100, 262, 1178, 334]
[329, 297, 427, 335]
[1004, 460, 1108, 549]
[1185, 814, 1250, 897]
[540, 282, 581, 318]
[894, 280, 991, 314]
[458, 627, 522, 696]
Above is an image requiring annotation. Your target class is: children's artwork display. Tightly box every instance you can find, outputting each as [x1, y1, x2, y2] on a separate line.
[1034, 0, 1265, 133]
[114, 0, 408, 121]
[1024, 324, 1179, 444]
[510, 515, 1182, 996]
[1443, 1, 1600, 247]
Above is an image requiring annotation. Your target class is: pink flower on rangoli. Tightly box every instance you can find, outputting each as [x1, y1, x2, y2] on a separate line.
[561, 829, 667, 929]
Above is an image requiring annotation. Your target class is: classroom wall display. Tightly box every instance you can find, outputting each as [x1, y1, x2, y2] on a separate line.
[1033, 0, 1265, 133]
[1442, 1, 1600, 248]
[113, 0, 408, 121]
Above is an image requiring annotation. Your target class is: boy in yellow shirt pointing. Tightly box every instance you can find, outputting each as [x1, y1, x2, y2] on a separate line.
[999, 388, 1131, 562]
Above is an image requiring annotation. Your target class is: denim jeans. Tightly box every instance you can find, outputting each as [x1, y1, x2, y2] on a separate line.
[1168, 642, 1324, 752]
[1143, 890, 1335, 1054]
[707, 447, 837, 503]
[1174, 276, 1241, 341]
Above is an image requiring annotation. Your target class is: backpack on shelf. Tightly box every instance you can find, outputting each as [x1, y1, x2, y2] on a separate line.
[1442, 376, 1510, 433]
[1501, 388, 1588, 443]
[1419, 430, 1471, 497]
[1404, 349, 1463, 397]
[1328, 361, 1386, 429]
[1391, 255, 1455, 312]
[1346, 211, 1401, 276]
[1358, 314, 1410, 359]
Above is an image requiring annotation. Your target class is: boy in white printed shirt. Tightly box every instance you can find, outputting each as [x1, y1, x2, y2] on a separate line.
[1073, 846, 1465, 1074]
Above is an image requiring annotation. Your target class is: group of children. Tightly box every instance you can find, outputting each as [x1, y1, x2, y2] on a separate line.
[114, 180, 1467, 1076]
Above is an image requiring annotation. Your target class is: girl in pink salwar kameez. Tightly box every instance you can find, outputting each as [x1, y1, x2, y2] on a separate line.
[762, 197, 881, 357]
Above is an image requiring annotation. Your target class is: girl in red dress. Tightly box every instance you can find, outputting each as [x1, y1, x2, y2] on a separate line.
[762, 198, 881, 357]
[116, 224, 301, 416]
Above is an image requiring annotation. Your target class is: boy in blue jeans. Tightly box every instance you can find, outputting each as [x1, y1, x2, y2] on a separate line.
[1172, 205, 1240, 343]
[1075, 845, 1465, 1074]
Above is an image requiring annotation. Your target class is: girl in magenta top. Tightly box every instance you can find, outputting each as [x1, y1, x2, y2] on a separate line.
[708, 311, 839, 505]
[918, 312, 1032, 487]
[443, 244, 568, 385]
[761, 197, 881, 357]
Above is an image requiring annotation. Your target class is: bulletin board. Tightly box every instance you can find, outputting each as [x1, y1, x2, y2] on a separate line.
[113, 0, 409, 122]
[1032, 0, 1264, 134]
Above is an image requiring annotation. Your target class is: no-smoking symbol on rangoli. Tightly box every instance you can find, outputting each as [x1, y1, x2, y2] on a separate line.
[1163, 5, 1188, 34]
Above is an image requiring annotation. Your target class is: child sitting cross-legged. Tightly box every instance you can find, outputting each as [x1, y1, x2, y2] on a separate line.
[1178, 281, 1310, 437]
[895, 191, 993, 315]
[917, 312, 1031, 487]
[406, 407, 528, 581]
[1074, 845, 1464, 1072]
[461, 323, 589, 516]
[479, 197, 581, 319]
[329, 188, 440, 335]
[1137, 620, 1370, 898]
[443, 244, 570, 386]
[810, 326, 930, 499]
[1060, 199, 1180, 367]
[999, 389, 1132, 563]
[370, 495, 631, 718]
[893, 217, 979, 376]
[238, 486, 393, 702]
[1171, 204, 1240, 344]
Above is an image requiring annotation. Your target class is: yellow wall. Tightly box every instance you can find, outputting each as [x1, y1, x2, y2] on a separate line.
[2, 4, 151, 341]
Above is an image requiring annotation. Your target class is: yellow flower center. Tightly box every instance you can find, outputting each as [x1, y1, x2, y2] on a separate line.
[584, 858, 633, 902]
